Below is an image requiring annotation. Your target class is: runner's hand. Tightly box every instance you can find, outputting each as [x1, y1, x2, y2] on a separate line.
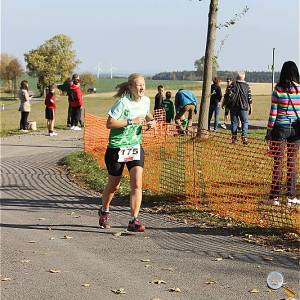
[146, 119, 156, 129]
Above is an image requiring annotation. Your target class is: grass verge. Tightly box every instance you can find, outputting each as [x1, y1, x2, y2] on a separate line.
[60, 151, 299, 253]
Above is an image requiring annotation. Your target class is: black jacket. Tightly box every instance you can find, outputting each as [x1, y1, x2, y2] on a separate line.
[227, 81, 252, 110]
[210, 83, 222, 106]
[154, 93, 164, 110]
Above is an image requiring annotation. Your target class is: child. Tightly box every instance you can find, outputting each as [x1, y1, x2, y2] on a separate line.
[45, 84, 57, 136]
[162, 91, 175, 123]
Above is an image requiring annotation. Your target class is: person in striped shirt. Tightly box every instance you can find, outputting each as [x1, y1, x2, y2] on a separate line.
[265, 61, 300, 206]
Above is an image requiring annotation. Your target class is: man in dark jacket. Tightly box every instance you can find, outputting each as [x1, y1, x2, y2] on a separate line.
[154, 85, 164, 110]
[208, 77, 222, 131]
[227, 71, 252, 144]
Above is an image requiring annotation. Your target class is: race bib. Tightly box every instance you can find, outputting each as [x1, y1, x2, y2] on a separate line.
[118, 145, 140, 162]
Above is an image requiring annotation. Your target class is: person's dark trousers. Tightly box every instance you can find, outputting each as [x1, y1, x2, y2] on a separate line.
[208, 104, 220, 130]
[230, 109, 249, 137]
[71, 107, 81, 127]
[67, 104, 72, 126]
[20, 112, 29, 130]
[270, 139, 300, 199]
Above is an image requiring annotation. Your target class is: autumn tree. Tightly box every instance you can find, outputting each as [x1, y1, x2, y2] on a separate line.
[0, 54, 24, 98]
[24, 34, 80, 96]
[79, 72, 97, 92]
[194, 55, 219, 80]
[197, 0, 219, 136]
[196, 0, 249, 136]
[7, 59, 24, 98]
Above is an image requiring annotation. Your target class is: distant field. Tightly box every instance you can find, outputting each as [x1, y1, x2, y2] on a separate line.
[1, 76, 272, 135]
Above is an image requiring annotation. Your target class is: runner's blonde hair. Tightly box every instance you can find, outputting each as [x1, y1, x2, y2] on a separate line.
[114, 73, 144, 98]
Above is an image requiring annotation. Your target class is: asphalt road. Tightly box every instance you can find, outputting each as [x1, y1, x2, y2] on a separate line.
[1, 130, 299, 300]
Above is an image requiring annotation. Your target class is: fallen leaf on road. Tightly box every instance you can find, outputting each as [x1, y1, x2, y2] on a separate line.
[111, 288, 126, 294]
[262, 256, 273, 261]
[283, 286, 296, 297]
[82, 283, 90, 287]
[49, 237, 55, 240]
[1, 277, 12, 281]
[205, 280, 217, 285]
[141, 259, 151, 262]
[28, 241, 37, 243]
[169, 287, 181, 292]
[72, 215, 81, 218]
[161, 267, 174, 272]
[227, 255, 234, 260]
[273, 248, 284, 252]
[150, 298, 161, 300]
[151, 280, 166, 284]
[249, 289, 260, 293]
[21, 259, 30, 263]
[144, 236, 150, 239]
[48, 269, 61, 273]
[145, 264, 151, 268]
[113, 232, 123, 237]
[213, 258, 223, 261]
[67, 212, 75, 215]
[62, 235, 73, 239]
[38, 218, 46, 221]
[183, 219, 188, 224]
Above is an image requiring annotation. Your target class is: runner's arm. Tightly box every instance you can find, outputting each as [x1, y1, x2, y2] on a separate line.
[106, 116, 145, 129]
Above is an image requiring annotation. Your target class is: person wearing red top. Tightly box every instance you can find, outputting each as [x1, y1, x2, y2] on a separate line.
[45, 84, 57, 136]
[69, 74, 84, 130]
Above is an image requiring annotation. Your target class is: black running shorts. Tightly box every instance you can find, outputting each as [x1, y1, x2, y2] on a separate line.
[45, 107, 54, 120]
[105, 146, 145, 176]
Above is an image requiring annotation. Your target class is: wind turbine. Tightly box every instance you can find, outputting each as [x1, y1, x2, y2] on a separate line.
[96, 62, 103, 79]
[110, 63, 117, 79]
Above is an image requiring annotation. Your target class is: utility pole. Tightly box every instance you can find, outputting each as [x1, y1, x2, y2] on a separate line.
[197, 0, 219, 137]
[271, 48, 275, 92]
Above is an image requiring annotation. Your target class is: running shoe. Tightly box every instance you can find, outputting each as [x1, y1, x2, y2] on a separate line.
[263, 197, 280, 206]
[98, 210, 112, 228]
[127, 219, 145, 232]
[242, 137, 248, 145]
[287, 197, 300, 206]
[220, 123, 227, 129]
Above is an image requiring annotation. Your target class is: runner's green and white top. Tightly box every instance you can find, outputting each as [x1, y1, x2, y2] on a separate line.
[108, 95, 150, 148]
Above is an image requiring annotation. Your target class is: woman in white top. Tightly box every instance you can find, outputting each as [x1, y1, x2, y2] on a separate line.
[18, 80, 31, 132]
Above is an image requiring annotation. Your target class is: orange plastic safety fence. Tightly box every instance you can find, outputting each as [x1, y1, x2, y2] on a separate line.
[84, 113, 300, 231]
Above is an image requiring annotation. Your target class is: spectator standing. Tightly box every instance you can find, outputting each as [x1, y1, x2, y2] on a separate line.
[18, 80, 31, 132]
[174, 89, 198, 134]
[154, 85, 164, 110]
[98, 73, 156, 232]
[69, 74, 84, 130]
[63, 78, 73, 128]
[44, 84, 57, 136]
[265, 61, 300, 206]
[208, 77, 222, 131]
[227, 71, 252, 144]
[220, 77, 232, 129]
[162, 91, 175, 123]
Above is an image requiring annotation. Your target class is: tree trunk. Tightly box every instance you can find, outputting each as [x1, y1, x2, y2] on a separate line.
[197, 0, 219, 137]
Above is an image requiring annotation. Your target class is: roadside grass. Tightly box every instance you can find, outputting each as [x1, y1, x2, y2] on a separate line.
[61, 151, 299, 252]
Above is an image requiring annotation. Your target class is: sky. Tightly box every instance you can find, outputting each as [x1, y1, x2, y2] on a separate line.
[1, 0, 299, 76]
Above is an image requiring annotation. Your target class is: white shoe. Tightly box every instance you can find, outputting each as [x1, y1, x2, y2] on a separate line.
[20, 129, 29, 133]
[70, 126, 75, 130]
[287, 197, 300, 206]
[263, 198, 280, 206]
[49, 132, 58, 136]
[220, 123, 227, 129]
[73, 126, 81, 131]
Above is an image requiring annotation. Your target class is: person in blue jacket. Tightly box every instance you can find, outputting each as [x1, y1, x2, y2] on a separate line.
[174, 89, 198, 134]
